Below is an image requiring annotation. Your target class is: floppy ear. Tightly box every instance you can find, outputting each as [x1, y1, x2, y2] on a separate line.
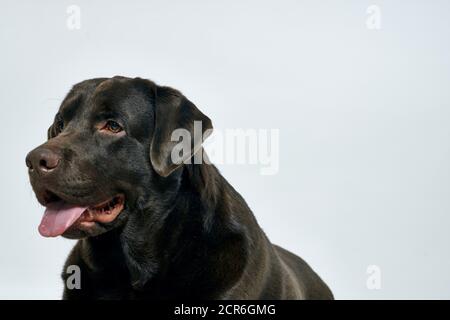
[150, 86, 213, 177]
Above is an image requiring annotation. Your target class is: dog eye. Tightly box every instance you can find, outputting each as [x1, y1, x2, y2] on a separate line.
[55, 115, 64, 133]
[56, 120, 64, 132]
[104, 120, 123, 133]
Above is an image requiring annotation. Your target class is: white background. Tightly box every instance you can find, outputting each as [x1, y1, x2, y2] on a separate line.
[1, 0, 449, 299]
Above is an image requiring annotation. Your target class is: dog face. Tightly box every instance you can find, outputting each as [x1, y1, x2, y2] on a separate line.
[26, 77, 212, 239]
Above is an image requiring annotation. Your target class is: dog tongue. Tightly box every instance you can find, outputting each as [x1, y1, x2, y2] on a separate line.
[38, 201, 87, 237]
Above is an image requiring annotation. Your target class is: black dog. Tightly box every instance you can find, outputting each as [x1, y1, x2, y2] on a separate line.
[26, 76, 333, 299]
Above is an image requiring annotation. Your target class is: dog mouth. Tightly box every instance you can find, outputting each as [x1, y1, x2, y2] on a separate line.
[38, 193, 125, 238]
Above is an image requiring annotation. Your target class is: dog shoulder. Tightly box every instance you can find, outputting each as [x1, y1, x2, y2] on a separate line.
[274, 245, 334, 300]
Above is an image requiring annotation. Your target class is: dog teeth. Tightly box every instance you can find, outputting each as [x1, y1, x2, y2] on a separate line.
[88, 197, 122, 215]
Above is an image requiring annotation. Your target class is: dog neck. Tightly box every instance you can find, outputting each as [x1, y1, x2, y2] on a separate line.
[82, 162, 256, 298]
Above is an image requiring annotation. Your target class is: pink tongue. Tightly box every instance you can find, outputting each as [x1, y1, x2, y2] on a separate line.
[38, 201, 88, 237]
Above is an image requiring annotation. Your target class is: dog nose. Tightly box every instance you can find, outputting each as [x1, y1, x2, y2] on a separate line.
[26, 148, 61, 174]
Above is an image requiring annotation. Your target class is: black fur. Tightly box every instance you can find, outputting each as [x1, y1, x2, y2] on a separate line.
[26, 76, 333, 299]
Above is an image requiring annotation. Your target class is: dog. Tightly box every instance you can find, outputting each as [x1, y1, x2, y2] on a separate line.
[26, 76, 333, 299]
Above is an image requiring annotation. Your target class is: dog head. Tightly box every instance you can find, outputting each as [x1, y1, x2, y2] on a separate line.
[26, 76, 212, 239]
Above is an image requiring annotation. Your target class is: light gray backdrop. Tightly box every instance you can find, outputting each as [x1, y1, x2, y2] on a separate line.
[1, 0, 449, 299]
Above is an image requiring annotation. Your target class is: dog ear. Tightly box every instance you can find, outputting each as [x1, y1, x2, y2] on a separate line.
[150, 85, 213, 177]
